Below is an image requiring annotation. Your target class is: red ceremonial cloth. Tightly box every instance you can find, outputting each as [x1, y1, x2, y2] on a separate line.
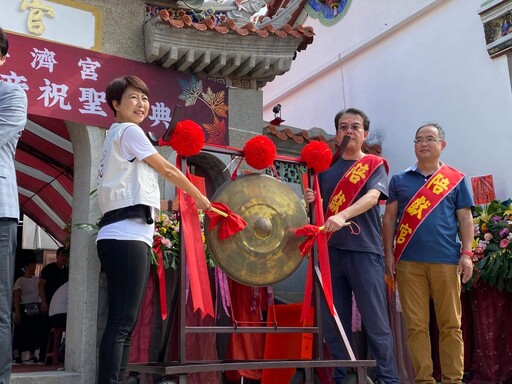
[386, 285, 415, 384]
[225, 280, 268, 382]
[128, 270, 156, 363]
[205, 202, 247, 240]
[469, 285, 512, 383]
[295, 224, 322, 257]
[184, 290, 222, 384]
[178, 187, 214, 318]
[165, 286, 221, 384]
[152, 236, 168, 320]
[301, 175, 334, 321]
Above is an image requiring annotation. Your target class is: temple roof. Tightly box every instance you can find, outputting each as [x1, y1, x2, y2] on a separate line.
[144, 7, 314, 87]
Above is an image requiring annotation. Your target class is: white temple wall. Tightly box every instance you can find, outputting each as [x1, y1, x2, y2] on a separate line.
[263, 0, 512, 199]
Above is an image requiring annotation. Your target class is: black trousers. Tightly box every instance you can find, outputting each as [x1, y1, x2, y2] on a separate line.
[12, 305, 40, 353]
[97, 239, 150, 384]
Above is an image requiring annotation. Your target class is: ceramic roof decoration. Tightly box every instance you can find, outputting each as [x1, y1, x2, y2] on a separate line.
[144, 3, 314, 87]
[305, 0, 351, 27]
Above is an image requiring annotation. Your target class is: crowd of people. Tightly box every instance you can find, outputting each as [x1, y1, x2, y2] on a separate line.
[11, 247, 69, 366]
[1, 24, 475, 384]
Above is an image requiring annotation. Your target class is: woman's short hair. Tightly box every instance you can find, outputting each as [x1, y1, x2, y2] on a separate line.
[105, 75, 150, 116]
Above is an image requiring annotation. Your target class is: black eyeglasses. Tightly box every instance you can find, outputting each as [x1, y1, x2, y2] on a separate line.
[338, 125, 363, 132]
[413, 137, 443, 144]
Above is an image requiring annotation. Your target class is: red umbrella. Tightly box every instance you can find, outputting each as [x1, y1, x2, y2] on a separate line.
[206, 202, 247, 240]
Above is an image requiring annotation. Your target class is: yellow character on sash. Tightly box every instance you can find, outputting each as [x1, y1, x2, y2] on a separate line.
[328, 191, 347, 214]
[406, 196, 431, 219]
[426, 173, 450, 195]
[346, 163, 369, 184]
[396, 223, 412, 244]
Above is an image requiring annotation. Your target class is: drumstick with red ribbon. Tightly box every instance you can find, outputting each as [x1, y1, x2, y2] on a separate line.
[294, 222, 352, 257]
[205, 202, 247, 240]
[209, 206, 228, 217]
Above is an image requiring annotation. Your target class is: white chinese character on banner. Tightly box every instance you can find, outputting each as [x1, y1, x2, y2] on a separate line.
[30, 47, 57, 72]
[78, 57, 101, 81]
[79, 88, 107, 116]
[0, 71, 29, 90]
[148, 102, 172, 128]
[38, 79, 71, 110]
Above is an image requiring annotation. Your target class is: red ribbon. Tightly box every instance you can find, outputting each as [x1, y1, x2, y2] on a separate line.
[294, 224, 322, 257]
[301, 174, 335, 321]
[205, 202, 247, 240]
[158, 137, 172, 146]
[178, 185, 215, 319]
[230, 157, 244, 181]
[152, 237, 168, 320]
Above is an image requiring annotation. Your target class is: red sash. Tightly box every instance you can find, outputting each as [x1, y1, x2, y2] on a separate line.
[301, 155, 387, 321]
[393, 164, 464, 263]
[326, 155, 388, 221]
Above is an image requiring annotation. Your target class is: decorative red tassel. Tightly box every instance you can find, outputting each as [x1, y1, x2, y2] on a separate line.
[301, 141, 333, 173]
[169, 120, 205, 157]
[243, 135, 276, 170]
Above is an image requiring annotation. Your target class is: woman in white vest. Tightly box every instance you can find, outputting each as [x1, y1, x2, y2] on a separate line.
[96, 75, 211, 384]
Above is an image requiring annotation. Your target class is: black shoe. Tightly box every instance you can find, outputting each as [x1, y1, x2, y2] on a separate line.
[26, 356, 38, 364]
[12, 357, 23, 365]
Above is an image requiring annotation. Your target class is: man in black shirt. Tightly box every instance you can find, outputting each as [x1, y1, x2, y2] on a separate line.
[38, 247, 69, 364]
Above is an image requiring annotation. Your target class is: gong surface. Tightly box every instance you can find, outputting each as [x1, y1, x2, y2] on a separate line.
[205, 174, 308, 286]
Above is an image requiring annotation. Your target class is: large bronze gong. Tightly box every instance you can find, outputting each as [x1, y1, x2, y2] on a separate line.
[205, 174, 308, 286]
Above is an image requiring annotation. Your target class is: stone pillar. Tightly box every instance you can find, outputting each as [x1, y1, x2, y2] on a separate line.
[11, 124, 103, 384]
[65, 123, 104, 383]
[228, 87, 267, 148]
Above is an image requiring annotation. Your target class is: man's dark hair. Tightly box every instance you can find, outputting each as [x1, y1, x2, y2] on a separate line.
[416, 122, 445, 141]
[23, 256, 37, 266]
[0, 27, 9, 57]
[334, 108, 370, 132]
[105, 75, 150, 117]
[56, 247, 69, 257]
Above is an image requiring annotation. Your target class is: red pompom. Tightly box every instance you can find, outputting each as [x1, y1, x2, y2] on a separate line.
[243, 135, 277, 170]
[301, 141, 333, 173]
[169, 120, 205, 157]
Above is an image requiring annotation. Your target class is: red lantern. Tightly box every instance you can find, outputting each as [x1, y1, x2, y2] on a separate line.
[301, 141, 332, 173]
[243, 135, 277, 170]
[169, 120, 205, 157]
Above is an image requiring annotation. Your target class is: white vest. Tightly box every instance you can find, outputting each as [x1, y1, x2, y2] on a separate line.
[97, 123, 160, 215]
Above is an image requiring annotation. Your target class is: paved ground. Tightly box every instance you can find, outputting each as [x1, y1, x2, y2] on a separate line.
[11, 362, 64, 374]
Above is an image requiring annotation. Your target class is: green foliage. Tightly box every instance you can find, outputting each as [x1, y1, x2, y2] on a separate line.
[151, 211, 214, 270]
[465, 200, 512, 292]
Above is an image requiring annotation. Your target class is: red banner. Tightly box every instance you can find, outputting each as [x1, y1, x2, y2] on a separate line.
[471, 174, 496, 206]
[1, 32, 229, 145]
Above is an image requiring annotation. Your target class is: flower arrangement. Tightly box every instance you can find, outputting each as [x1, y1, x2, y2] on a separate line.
[151, 210, 214, 269]
[467, 199, 512, 292]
